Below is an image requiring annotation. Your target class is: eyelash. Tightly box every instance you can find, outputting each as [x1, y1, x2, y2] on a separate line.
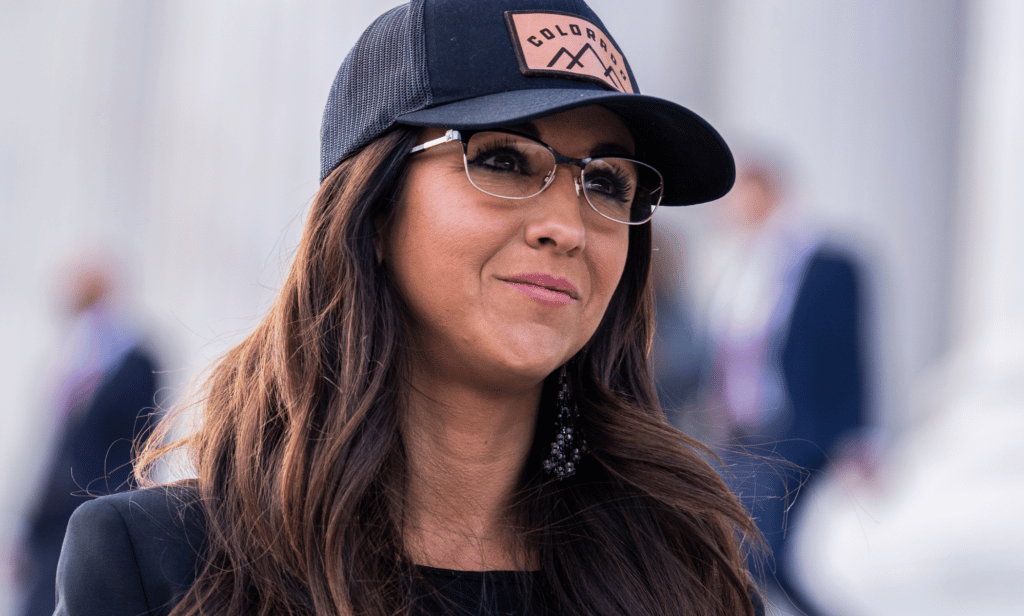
[588, 167, 634, 200]
[467, 138, 531, 173]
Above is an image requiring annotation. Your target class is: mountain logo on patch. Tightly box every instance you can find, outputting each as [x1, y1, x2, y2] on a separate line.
[505, 10, 635, 94]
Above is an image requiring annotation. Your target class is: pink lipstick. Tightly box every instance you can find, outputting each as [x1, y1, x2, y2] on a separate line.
[502, 273, 579, 305]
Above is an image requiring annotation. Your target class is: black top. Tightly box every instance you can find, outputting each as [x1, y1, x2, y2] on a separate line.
[416, 566, 545, 616]
[56, 486, 762, 615]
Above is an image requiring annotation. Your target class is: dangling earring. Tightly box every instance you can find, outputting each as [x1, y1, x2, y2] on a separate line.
[543, 365, 586, 480]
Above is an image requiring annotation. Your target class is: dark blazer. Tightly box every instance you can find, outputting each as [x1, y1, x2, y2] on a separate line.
[30, 348, 159, 526]
[776, 248, 865, 473]
[733, 247, 866, 616]
[23, 346, 160, 616]
[55, 486, 205, 616]
[57, 486, 766, 616]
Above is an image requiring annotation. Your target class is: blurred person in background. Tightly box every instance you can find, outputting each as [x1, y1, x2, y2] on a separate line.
[702, 148, 871, 615]
[650, 223, 709, 441]
[15, 253, 160, 616]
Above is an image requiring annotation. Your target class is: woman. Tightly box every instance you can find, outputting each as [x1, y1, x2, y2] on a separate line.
[55, 1, 763, 614]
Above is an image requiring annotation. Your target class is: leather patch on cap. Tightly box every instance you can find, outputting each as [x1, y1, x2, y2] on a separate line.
[505, 10, 634, 94]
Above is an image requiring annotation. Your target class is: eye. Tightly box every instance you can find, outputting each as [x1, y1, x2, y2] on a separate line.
[476, 150, 526, 173]
[466, 137, 533, 176]
[583, 162, 636, 202]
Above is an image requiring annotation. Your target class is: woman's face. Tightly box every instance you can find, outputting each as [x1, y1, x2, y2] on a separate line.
[384, 105, 633, 391]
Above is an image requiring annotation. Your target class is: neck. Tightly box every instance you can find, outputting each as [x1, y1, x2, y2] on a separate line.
[401, 372, 542, 571]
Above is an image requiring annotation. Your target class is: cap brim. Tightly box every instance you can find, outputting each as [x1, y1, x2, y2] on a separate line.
[397, 88, 733, 206]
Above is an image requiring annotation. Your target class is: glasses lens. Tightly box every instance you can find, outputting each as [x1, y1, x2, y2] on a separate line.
[582, 158, 663, 224]
[464, 132, 555, 199]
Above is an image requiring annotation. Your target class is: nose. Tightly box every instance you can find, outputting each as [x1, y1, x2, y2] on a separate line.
[524, 165, 587, 256]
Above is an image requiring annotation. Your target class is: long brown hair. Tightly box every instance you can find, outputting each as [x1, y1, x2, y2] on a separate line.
[137, 124, 762, 616]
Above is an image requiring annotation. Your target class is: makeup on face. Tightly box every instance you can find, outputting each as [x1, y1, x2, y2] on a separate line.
[500, 273, 580, 306]
[386, 106, 631, 385]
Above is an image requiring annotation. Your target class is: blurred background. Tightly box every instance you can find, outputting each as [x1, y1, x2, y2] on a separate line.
[0, 1, 1020, 615]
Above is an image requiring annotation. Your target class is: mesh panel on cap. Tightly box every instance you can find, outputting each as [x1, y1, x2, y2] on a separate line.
[320, 0, 431, 182]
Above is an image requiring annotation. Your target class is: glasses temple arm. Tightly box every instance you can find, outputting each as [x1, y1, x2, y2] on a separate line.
[409, 129, 461, 154]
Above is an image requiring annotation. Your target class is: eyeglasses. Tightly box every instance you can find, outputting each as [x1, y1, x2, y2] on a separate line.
[409, 129, 663, 225]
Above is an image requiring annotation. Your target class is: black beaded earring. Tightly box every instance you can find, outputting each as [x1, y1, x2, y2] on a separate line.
[542, 365, 586, 480]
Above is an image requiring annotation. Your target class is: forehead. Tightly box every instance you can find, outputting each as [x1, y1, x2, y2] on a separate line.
[506, 106, 636, 158]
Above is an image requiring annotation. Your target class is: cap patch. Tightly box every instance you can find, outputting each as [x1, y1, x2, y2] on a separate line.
[505, 10, 634, 94]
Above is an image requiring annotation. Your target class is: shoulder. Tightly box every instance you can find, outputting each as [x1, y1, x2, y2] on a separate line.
[802, 245, 860, 287]
[104, 344, 160, 390]
[56, 484, 206, 615]
[66, 483, 204, 545]
[788, 245, 860, 316]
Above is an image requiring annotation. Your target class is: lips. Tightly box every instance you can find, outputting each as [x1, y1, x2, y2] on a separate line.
[501, 273, 580, 300]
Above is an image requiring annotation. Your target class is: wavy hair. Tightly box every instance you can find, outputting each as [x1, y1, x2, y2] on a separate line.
[137, 125, 762, 616]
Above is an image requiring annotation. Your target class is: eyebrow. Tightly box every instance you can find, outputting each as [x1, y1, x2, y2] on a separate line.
[506, 121, 635, 157]
[505, 120, 542, 140]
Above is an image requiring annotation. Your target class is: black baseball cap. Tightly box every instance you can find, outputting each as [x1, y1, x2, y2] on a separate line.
[320, 0, 733, 206]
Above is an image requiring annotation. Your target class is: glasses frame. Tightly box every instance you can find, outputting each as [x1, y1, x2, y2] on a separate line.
[409, 128, 662, 225]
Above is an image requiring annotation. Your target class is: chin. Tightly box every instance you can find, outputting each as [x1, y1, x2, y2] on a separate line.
[502, 358, 562, 382]
[484, 347, 574, 388]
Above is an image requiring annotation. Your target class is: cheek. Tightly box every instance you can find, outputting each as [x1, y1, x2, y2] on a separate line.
[593, 230, 630, 303]
[386, 210, 452, 314]
[384, 171, 495, 326]
[576, 228, 630, 346]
